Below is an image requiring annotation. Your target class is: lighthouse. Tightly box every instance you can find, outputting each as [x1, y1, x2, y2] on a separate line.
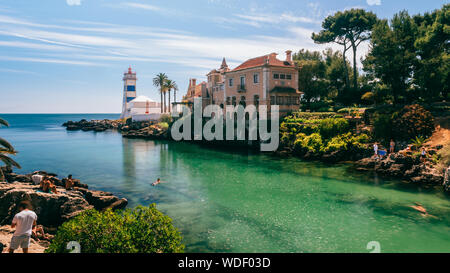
[120, 66, 137, 119]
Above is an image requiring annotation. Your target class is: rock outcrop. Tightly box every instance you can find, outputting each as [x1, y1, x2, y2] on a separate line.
[62, 119, 120, 132]
[356, 151, 446, 190]
[0, 174, 128, 227]
[62, 119, 170, 140]
[121, 123, 168, 139]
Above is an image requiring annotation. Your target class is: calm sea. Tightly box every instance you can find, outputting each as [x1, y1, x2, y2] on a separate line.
[1, 114, 449, 252]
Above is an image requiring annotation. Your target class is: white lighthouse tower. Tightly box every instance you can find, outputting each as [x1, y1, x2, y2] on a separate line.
[120, 66, 137, 119]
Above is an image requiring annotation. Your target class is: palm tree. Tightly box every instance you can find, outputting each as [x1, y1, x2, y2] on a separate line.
[164, 79, 178, 113]
[153, 73, 168, 113]
[0, 118, 21, 181]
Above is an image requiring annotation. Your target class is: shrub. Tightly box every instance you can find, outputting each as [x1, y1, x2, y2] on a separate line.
[295, 133, 323, 154]
[46, 205, 184, 253]
[323, 133, 370, 153]
[159, 114, 173, 124]
[392, 104, 434, 140]
[318, 118, 350, 139]
[285, 112, 343, 121]
[157, 122, 169, 130]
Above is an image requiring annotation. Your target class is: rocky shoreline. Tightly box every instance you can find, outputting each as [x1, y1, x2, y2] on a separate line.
[355, 147, 449, 192]
[62, 119, 170, 139]
[62, 118, 449, 195]
[0, 168, 128, 252]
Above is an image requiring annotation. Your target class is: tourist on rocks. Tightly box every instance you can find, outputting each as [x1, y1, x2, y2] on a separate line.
[8, 201, 37, 253]
[40, 176, 58, 194]
[31, 172, 44, 185]
[65, 174, 75, 190]
[32, 225, 49, 242]
[421, 148, 427, 163]
[390, 139, 395, 153]
[373, 143, 379, 159]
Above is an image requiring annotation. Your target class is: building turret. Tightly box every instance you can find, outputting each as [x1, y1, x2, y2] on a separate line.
[120, 66, 137, 119]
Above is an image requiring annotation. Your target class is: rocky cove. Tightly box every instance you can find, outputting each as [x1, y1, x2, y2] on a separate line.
[0, 167, 127, 252]
[61, 118, 450, 195]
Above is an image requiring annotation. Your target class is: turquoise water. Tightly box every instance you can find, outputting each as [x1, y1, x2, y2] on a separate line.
[1, 114, 449, 253]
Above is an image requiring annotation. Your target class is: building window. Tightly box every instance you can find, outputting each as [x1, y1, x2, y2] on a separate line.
[253, 73, 259, 84]
[270, 96, 276, 105]
[280, 74, 286, 80]
[229, 78, 233, 87]
[240, 76, 245, 86]
[226, 97, 231, 105]
[286, 74, 292, 80]
[232, 96, 236, 106]
[273, 73, 279, 79]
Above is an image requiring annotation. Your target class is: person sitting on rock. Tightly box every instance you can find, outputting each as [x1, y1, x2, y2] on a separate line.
[9, 201, 37, 253]
[32, 225, 49, 242]
[31, 172, 44, 185]
[65, 174, 75, 190]
[40, 176, 58, 194]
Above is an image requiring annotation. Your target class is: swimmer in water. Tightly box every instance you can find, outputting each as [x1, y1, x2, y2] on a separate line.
[152, 178, 164, 186]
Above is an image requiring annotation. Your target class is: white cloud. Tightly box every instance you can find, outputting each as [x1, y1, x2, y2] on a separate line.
[121, 2, 161, 11]
[66, 0, 82, 6]
[366, 0, 381, 6]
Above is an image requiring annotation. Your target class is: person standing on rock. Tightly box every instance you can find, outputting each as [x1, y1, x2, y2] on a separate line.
[373, 143, 379, 159]
[9, 201, 37, 253]
[390, 139, 395, 154]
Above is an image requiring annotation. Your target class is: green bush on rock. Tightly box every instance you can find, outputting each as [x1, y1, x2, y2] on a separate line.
[46, 204, 184, 253]
[318, 118, 350, 139]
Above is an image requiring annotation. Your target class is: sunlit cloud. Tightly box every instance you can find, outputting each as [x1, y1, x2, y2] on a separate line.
[367, 0, 381, 6]
[66, 0, 81, 6]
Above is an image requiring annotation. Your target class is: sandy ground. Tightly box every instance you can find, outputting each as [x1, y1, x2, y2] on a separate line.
[426, 126, 450, 147]
[0, 225, 49, 253]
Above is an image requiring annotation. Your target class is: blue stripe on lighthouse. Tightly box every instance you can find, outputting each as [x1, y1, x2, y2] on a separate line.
[126, 97, 135, 102]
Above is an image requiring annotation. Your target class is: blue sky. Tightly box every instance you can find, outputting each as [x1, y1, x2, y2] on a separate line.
[0, 0, 446, 113]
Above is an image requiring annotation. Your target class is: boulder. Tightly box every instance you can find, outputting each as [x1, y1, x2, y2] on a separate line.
[0, 180, 127, 227]
[0, 182, 92, 227]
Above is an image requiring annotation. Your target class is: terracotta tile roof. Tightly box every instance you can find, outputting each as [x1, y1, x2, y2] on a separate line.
[232, 53, 294, 72]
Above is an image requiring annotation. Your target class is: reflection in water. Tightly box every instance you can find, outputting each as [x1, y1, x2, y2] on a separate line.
[119, 139, 450, 253]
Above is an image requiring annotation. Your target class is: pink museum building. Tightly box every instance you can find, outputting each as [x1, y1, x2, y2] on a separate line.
[183, 50, 303, 117]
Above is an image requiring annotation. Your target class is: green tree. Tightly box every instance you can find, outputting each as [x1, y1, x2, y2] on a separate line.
[312, 9, 378, 93]
[0, 118, 21, 181]
[413, 4, 449, 101]
[164, 79, 178, 113]
[46, 205, 184, 253]
[323, 48, 352, 101]
[293, 49, 328, 104]
[153, 73, 168, 113]
[364, 11, 417, 105]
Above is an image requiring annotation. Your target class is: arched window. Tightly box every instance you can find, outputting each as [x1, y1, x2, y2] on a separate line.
[239, 96, 246, 108]
[254, 95, 259, 108]
[232, 96, 236, 106]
